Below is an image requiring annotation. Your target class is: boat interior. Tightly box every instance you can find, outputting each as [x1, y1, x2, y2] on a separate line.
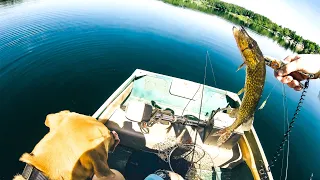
[93, 69, 272, 180]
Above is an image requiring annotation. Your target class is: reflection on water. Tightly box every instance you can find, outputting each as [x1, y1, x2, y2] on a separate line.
[0, 0, 319, 179]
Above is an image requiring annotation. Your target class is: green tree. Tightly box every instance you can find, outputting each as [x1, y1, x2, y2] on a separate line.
[288, 31, 296, 39]
[309, 44, 316, 53]
[283, 28, 291, 37]
[163, 0, 320, 53]
[294, 35, 302, 43]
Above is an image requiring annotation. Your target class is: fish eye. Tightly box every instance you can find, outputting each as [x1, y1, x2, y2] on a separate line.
[248, 43, 254, 49]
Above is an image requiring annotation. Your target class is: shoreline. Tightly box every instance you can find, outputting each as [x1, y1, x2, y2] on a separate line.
[162, 0, 320, 54]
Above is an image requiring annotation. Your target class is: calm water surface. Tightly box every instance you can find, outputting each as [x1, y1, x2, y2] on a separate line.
[0, 0, 319, 179]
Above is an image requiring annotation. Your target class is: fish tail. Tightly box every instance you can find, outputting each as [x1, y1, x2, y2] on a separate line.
[212, 127, 234, 146]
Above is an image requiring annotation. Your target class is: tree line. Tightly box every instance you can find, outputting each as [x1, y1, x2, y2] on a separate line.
[163, 0, 320, 54]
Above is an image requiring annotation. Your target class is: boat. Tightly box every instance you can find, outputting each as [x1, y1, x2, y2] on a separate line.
[92, 69, 273, 180]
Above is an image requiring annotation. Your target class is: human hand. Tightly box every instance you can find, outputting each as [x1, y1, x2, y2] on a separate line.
[274, 54, 320, 91]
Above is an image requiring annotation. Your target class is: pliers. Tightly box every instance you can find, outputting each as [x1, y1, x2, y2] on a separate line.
[264, 56, 316, 89]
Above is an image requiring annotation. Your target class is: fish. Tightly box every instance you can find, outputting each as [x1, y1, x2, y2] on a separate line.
[212, 26, 266, 146]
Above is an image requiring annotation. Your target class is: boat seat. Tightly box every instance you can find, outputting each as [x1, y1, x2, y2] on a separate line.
[106, 107, 242, 168]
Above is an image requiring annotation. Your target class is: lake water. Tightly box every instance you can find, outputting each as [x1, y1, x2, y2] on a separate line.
[0, 0, 319, 179]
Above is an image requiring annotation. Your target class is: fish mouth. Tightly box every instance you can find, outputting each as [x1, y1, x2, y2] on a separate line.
[232, 26, 239, 35]
[232, 26, 239, 33]
[232, 26, 252, 52]
[232, 26, 242, 49]
[233, 26, 249, 37]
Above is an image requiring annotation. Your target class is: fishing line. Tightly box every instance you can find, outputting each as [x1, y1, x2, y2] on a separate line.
[179, 51, 208, 178]
[191, 51, 207, 163]
[285, 124, 290, 180]
[279, 84, 290, 180]
[207, 51, 217, 87]
[181, 84, 201, 117]
[284, 85, 290, 180]
[179, 51, 220, 179]
[181, 51, 215, 117]
[279, 84, 286, 180]
[174, 51, 207, 178]
[267, 79, 310, 171]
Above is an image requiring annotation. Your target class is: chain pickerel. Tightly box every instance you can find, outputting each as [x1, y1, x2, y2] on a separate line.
[213, 26, 266, 146]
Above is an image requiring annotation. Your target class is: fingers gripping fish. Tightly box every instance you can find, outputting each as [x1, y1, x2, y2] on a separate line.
[213, 26, 266, 146]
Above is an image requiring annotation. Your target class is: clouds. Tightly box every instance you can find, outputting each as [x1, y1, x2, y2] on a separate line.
[222, 0, 320, 44]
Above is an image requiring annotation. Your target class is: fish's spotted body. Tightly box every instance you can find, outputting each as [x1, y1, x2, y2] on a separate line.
[213, 26, 266, 146]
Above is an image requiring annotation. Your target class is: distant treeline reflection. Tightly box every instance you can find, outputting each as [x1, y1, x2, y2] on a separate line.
[163, 0, 320, 54]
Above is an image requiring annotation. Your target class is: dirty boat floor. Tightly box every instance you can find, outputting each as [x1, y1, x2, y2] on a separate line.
[108, 145, 253, 180]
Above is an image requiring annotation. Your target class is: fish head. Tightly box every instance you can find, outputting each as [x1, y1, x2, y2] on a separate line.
[233, 26, 263, 69]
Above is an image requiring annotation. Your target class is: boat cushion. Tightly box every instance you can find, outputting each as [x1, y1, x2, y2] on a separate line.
[125, 101, 152, 122]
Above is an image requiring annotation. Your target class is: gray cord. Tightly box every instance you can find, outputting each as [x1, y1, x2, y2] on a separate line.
[207, 51, 217, 87]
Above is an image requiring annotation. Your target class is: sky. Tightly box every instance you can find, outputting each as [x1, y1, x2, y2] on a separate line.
[221, 0, 320, 45]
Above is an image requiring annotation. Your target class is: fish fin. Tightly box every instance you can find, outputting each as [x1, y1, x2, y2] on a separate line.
[242, 116, 254, 131]
[259, 93, 272, 110]
[226, 107, 238, 118]
[236, 62, 246, 72]
[237, 87, 246, 95]
[212, 127, 233, 146]
[258, 99, 267, 110]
